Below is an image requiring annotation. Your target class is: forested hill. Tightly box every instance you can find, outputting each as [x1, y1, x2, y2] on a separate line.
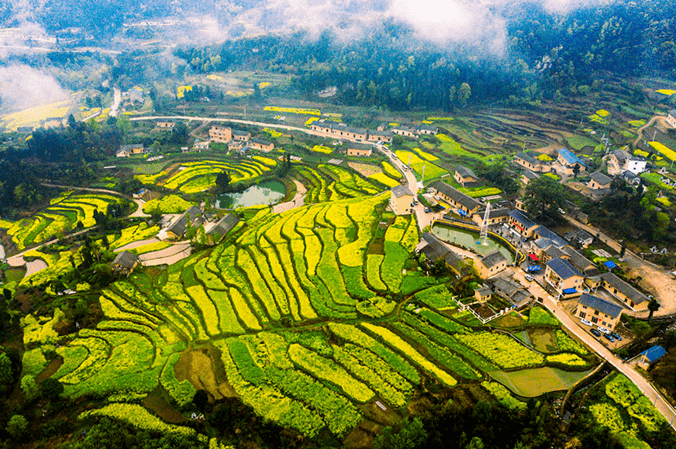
[173, 0, 676, 110]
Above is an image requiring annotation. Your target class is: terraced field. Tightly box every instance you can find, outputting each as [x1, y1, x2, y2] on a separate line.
[5, 192, 129, 250]
[39, 190, 601, 439]
[296, 164, 382, 204]
[139, 157, 278, 194]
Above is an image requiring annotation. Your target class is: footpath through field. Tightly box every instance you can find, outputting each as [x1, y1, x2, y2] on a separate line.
[509, 268, 676, 430]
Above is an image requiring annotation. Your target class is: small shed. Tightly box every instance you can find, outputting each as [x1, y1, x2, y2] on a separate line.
[604, 260, 618, 271]
[637, 345, 667, 370]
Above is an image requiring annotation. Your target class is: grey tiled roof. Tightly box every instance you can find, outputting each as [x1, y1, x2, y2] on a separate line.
[546, 257, 582, 279]
[601, 272, 649, 304]
[579, 293, 623, 319]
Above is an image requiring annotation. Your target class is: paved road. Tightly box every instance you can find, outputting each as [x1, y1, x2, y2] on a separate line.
[110, 88, 122, 118]
[507, 267, 676, 430]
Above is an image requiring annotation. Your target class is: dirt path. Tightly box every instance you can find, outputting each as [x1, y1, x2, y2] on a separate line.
[140, 242, 191, 266]
[272, 180, 307, 214]
[25, 259, 48, 276]
[634, 115, 669, 148]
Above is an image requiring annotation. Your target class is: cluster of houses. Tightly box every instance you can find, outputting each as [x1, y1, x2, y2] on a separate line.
[208, 125, 275, 153]
[310, 121, 439, 145]
[111, 206, 240, 277]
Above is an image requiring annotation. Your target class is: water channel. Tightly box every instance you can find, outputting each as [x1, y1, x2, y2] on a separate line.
[215, 180, 286, 209]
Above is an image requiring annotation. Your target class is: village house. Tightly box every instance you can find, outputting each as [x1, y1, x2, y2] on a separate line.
[206, 214, 240, 244]
[311, 122, 369, 141]
[111, 251, 139, 276]
[232, 129, 251, 141]
[532, 226, 568, 249]
[588, 172, 612, 191]
[607, 149, 647, 175]
[367, 130, 393, 144]
[391, 124, 418, 139]
[471, 207, 510, 228]
[490, 276, 533, 308]
[508, 209, 539, 238]
[521, 170, 540, 185]
[557, 149, 587, 176]
[454, 165, 481, 187]
[599, 272, 650, 311]
[194, 140, 210, 151]
[165, 206, 202, 240]
[209, 125, 232, 143]
[576, 293, 623, 331]
[116, 144, 144, 158]
[390, 185, 414, 215]
[416, 232, 470, 277]
[564, 228, 594, 248]
[668, 109, 676, 128]
[514, 152, 550, 172]
[156, 121, 175, 129]
[475, 251, 509, 279]
[346, 142, 373, 157]
[429, 180, 481, 216]
[562, 247, 599, 277]
[228, 140, 245, 151]
[418, 124, 439, 135]
[474, 284, 493, 302]
[248, 138, 275, 152]
[545, 258, 584, 299]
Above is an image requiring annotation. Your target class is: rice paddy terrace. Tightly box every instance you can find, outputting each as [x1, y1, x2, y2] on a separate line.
[28, 171, 606, 440]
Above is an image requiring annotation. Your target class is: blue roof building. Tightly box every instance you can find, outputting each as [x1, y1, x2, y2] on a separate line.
[639, 345, 667, 366]
[558, 149, 587, 167]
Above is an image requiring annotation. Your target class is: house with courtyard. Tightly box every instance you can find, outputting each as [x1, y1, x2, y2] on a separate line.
[454, 165, 481, 187]
[490, 276, 533, 308]
[111, 251, 139, 276]
[508, 209, 539, 238]
[475, 251, 509, 279]
[346, 142, 373, 157]
[599, 272, 650, 311]
[390, 185, 414, 215]
[545, 257, 584, 299]
[564, 228, 594, 248]
[607, 149, 647, 175]
[474, 284, 493, 302]
[165, 206, 202, 240]
[575, 293, 623, 330]
[429, 180, 481, 216]
[417, 232, 469, 277]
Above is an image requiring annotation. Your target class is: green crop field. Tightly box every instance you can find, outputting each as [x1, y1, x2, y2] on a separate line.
[138, 158, 278, 193]
[29, 185, 616, 440]
[5, 192, 129, 250]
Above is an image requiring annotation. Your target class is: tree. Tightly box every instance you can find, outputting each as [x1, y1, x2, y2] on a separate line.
[572, 163, 580, 179]
[2, 288, 10, 302]
[458, 83, 472, 108]
[40, 377, 64, 401]
[0, 352, 14, 391]
[193, 389, 209, 412]
[524, 176, 566, 219]
[21, 375, 39, 401]
[215, 172, 231, 193]
[648, 299, 660, 321]
[472, 400, 493, 423]
[374, 417, 427, 449]
[6, 415, 28, 440]
[466, 437, 485, 449]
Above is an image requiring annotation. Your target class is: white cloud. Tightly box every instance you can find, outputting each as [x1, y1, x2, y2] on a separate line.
[0, 65, 68, 111]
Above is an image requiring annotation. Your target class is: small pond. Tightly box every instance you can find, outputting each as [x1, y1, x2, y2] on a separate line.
[432, 223, 515, 262]
[215, 180, 286, 209]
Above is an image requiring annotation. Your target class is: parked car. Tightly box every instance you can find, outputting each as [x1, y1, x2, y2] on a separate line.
[597, 327, 610, 334]
[580, 319, 593, 326]
[525, 274, 534, 282]
[424, 207, 431, 213]
[610, 332, 622, 341]
[603, 333, 616, 342]
[590, 328, 602, 337]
